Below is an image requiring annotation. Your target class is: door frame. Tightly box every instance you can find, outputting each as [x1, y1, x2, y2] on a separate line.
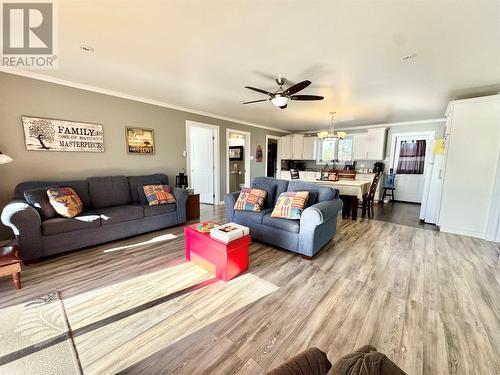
[225, 128, 251, 195]
[265, 135, 281, 178]
[186, 120, 220, 205]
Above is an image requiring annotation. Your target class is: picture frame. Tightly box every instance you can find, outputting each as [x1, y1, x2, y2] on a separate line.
[125, 127, 155, 155]
[22, 116, 104, 153]
[229, 146, 243, 160]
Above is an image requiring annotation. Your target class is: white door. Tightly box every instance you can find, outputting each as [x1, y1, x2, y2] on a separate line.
[189, 126, 215, 204]
[392, 136, 432, 203]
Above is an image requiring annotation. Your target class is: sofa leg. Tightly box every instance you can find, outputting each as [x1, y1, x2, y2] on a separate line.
[301, 254, 313, 260]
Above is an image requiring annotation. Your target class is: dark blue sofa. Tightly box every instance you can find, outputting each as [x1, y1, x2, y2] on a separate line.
[224, 177, 343, 258]
[1, 174, 188, 261]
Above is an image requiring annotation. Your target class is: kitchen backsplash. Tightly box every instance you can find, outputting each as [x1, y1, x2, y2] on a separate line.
[281, 159, 383, 172]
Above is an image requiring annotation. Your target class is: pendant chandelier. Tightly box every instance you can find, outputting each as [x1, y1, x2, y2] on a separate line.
[317, 112, 346, 140]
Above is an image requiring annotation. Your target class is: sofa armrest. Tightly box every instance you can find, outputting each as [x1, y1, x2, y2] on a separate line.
[300, 199, 343, 227]
[224, 191, 240, 222]
[173, 188, 189, 223]
[1, 199, 43, 261]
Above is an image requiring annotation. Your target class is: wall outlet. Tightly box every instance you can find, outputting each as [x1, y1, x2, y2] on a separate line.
[250, 155, 254, 160]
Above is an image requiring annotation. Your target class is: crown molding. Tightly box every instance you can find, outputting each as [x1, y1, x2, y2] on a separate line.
[301, 118, 447, 134]
[0, 67, 291, 134]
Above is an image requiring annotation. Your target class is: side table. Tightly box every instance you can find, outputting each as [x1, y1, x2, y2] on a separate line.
[186, 193, 200, 220]
[0, 245, 22, 289]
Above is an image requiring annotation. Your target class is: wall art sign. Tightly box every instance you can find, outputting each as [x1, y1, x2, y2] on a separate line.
[22, 116, 104, 152]
[125, 127, 155, 155]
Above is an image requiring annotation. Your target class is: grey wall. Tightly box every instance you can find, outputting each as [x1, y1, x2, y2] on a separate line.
[0, 72, 285, 239]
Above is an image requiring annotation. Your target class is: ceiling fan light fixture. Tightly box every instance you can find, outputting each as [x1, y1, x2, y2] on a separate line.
[271, 96, 288, 107]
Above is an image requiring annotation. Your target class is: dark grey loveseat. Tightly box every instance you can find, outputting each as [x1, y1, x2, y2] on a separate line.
[1, 174, 187, 261]
[225, 177, 343, 258]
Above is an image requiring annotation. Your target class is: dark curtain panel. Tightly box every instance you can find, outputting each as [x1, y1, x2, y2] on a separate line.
[396, 140, 426, 174]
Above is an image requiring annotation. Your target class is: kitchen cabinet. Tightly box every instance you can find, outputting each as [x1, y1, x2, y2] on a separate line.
[281, 135, 292, 159]
[353, 133, 369, 160]
[291, 134, 304, 159]
[367, 128, 386, 160]
[301, 136, 317, 160]
[352, 128, 386, 160]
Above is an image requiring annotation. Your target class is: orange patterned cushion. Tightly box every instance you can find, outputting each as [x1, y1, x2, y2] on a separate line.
[271, 191, 309, 219]
[143, 185, 176, 205]
[47, 187, 83, 218]
[234, 188, 267, 211]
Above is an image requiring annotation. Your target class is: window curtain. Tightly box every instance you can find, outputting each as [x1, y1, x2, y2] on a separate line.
[396, 140, 426, 174]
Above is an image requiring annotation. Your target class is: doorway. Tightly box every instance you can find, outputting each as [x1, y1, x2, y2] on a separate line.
[186, 121, 220, 204]
[389, 131, 435, 203]
[265, 135, 281, 178]
[226, 129, 250, 194]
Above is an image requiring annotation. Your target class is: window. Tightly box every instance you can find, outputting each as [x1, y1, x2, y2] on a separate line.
[338, 137, 353, 161]
[316, 137, 353, 164]
[396, 140, 426, 174]
[316, 139, 337, 164]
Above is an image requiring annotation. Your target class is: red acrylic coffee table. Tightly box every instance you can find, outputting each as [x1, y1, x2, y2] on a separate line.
[184, 223, 250, 281]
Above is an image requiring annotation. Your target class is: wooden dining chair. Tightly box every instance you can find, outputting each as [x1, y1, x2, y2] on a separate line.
[290, 169, 300, 180]
[360, 172, 381, 218]
[337, 170, 357, 180]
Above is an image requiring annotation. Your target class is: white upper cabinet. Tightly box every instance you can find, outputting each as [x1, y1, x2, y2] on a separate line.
[352, 128, 386, 160]
[353, 133, 369, 160]
[281, 135, 292, 159]
[291, 134, 304, 159]
[366, 128, 386, 160]
[301, 136, 317, 160]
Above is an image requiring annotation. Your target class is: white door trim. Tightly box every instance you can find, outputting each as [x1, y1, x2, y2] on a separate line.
[486, 148, 500, 242]
[186, 120, 220, 205]
[265, 135, 281, 178]
[226, 128, 251, 194]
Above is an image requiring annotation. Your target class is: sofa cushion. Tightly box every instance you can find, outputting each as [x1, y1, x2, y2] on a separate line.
[234, 208, 273, 225]
[88, 176, 131, 208]
[234, 188, 267, 211]
[47, 187, 83, 218]
[287, 180, 338, 201]
[16, 180, 90, 208]
[143, 185, 176, 205]
[251, 176, 289, 208]
[96, 205, 144, 225]
[143, 203, 176, 217]
[307, 191, 318, 207]
[24, 187, 58, 219]
[42, 211, 101, 235]
[262, 214, 300, 233]
[271, 191, 309, 220]
[128, 174, 169, 204]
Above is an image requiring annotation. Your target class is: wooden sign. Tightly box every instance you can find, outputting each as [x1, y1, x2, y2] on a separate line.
[22, 116, 104, 152]
[126, 127, 155, 155]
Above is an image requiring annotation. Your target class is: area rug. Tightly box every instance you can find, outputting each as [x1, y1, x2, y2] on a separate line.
[0, 291, 81, 375]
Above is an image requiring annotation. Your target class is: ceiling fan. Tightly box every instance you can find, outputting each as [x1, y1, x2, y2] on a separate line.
[242, 77, 324, 109]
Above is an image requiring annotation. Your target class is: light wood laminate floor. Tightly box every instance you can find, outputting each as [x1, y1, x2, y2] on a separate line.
[0, 204, 499, 374]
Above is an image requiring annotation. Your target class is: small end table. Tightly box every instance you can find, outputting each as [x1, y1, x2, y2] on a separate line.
[0, 245, 22, 289]
[186, 193, 200, 220]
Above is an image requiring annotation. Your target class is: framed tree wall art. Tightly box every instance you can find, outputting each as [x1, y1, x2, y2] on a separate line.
[125, 127, 155, 155]
[22, 116, 104, 152]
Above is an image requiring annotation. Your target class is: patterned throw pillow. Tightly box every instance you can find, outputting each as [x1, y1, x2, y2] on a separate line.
[271, 191, 309, 219]
[234, 188, 267, 211]
[143, 185, 176, 205]
[47, 187, 83, 218]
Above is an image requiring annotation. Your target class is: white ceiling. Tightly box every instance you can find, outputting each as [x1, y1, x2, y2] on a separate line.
[8, 0, 500, 131]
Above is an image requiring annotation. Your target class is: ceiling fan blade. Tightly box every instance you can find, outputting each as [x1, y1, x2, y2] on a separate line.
[242, 99, 269, 104]
[290, 95, 324, 101]
[284, 80, 311, 95]
[244, 86, 273, 96]
[279, 104, 288, 109]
